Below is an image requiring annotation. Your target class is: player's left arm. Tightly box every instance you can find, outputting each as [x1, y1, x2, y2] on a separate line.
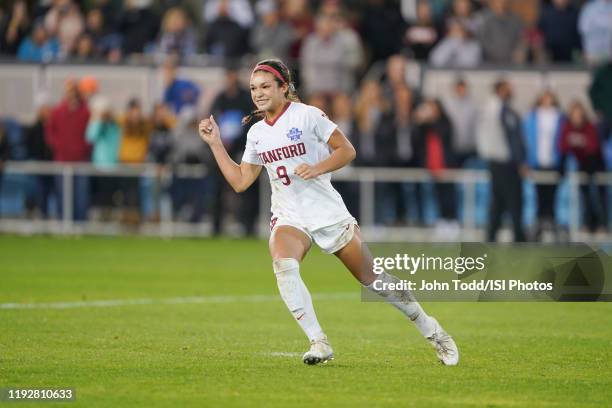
[294, 128, 356, 180]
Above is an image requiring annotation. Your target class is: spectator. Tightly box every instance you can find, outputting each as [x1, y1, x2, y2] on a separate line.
[17, 22, 60, 62]
[429, 19, 481, 68]
[210, 68, 252, 154]
[282, 0, 314, 62]
[589, 61, 612, 141]
[170, 107, 210, 223]
[203, 0, 254, 29]
[44, 0, 84, 58]
[413, 98, 459, 236]
[118, 98, 151, 224]
[148, 102, 176, 166]
[445, 78, 478, 166]
[71, 31, 95, 61]
[45, 79, 91, 221]
[523, 90, 564, 240]
[330, 92, 360, 219]
[446, 0, 480, 35]
[162, 60, 201, 114]
[578, 0, 612, 65]
[46, 80, 91, 163]
[559, 101, 608, 232]
[119, 98, 151, 165]
[477, 0, 524, 64]
[86, 95, 120, 168]
[353, 80, 400, 224]
[394, 84, 423, 226]
[209, 66, 257, 236]
[353, 80, 389, 166]
[157, 7, 197, 59]
[204, 0, 249, 60]
[89, 0, 120, 32]
[144, 101, 175, 222]
[360, 0, 405, 64]
[300, 12, 361, 101]
[476, 79, 527, 242]
[86, 95, 121, 217]
[380, 55, 422, 165]
[332, 7, 364, 80]
[538, 0, 581, 63]
[384, 54, 407, 90]
[403, 0, 440, 61]
[251, 0, 294, 62]
[117, 0, 159, 57]
[0, 0, 30, 55]
[393, 85, 415, 166]
[84, 8, 121, 61]
[331, 93, 355, 143]
[24, 93, 54, 218]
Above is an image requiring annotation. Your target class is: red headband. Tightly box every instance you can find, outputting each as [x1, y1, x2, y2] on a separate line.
[252, 65, 286, 84]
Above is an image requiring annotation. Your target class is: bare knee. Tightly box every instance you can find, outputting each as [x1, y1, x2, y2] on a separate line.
[269, 226, 311, 261]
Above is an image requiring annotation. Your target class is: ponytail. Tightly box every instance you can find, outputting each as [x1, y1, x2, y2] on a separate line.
[241, 109, 265, 126]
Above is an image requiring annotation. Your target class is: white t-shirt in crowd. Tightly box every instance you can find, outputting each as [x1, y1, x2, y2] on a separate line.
[536, 108, 559, 168]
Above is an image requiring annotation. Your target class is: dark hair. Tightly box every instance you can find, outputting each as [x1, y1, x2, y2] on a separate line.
[493, 78, 508, 93]
[533, 89, 560, 110]
[567, 100, 590, 124]
[431, 98, 449, 120]
[127, 97, 140, 109]
[454, 76, 467, 87]
[242, 58, 300, 126]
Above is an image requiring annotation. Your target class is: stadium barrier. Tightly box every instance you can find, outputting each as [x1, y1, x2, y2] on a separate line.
[1, 161, 610, 243]
[0, 62, 593, 122]
[0, 63, 227, 122]
[422, 66, 593, 115]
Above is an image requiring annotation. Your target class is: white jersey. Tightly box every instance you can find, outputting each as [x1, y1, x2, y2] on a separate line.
[241, 102, 353, 230]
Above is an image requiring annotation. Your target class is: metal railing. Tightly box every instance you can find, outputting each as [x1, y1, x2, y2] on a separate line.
[1, 161, 610, 242]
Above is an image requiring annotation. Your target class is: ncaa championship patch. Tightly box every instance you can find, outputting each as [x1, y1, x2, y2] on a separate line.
[286, 127, 302, 141]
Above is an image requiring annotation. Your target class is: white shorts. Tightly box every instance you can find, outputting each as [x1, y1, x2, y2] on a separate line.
[270, 216, 358, 254]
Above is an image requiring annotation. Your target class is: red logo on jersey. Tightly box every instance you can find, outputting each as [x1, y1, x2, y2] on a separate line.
[258, 142, 306, 164]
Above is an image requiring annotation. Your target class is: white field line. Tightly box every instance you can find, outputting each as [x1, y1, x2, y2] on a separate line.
[265, 352, 302, 357]
[0, 292, 356, 310]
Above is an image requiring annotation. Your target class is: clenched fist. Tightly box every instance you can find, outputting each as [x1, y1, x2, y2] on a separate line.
[198, 115, 221, 146]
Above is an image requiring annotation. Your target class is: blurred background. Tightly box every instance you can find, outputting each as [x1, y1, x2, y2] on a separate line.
[0, 0, 610, 243]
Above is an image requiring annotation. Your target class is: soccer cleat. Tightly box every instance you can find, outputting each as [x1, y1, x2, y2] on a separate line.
[426, 318, 459, 366]
[302, 338, 334, 365]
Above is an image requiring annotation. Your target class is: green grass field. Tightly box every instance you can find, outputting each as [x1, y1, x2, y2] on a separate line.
[1, 236, 611, 407]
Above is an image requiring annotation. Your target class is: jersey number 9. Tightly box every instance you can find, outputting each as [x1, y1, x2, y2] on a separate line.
[276, 166, 291, 186]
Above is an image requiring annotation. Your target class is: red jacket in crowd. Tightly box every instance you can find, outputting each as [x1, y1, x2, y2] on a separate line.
[559, 120, 598, 159]
[45, 99, 91, 162]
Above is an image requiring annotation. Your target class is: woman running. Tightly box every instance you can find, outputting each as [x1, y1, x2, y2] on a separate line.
[198, 58, 458, 366]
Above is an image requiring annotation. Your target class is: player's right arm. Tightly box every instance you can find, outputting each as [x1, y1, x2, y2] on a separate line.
[199, 115, 262, 193]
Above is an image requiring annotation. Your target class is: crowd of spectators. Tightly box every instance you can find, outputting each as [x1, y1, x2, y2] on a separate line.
[0, 54, 609, 240]
[0, 0, 611, 240]
[0, 62, 260, 235]
[0, 0, 610, 67]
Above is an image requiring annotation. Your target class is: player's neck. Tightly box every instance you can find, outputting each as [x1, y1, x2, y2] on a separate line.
[265, 101, 291, 123]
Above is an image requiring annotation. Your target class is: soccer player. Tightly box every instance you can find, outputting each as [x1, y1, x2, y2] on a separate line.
[198, 59, 459, 366]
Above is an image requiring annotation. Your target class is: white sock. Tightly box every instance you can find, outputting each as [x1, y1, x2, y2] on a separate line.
[273, 258, 326, 342]
[366, 271, 435, 337]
